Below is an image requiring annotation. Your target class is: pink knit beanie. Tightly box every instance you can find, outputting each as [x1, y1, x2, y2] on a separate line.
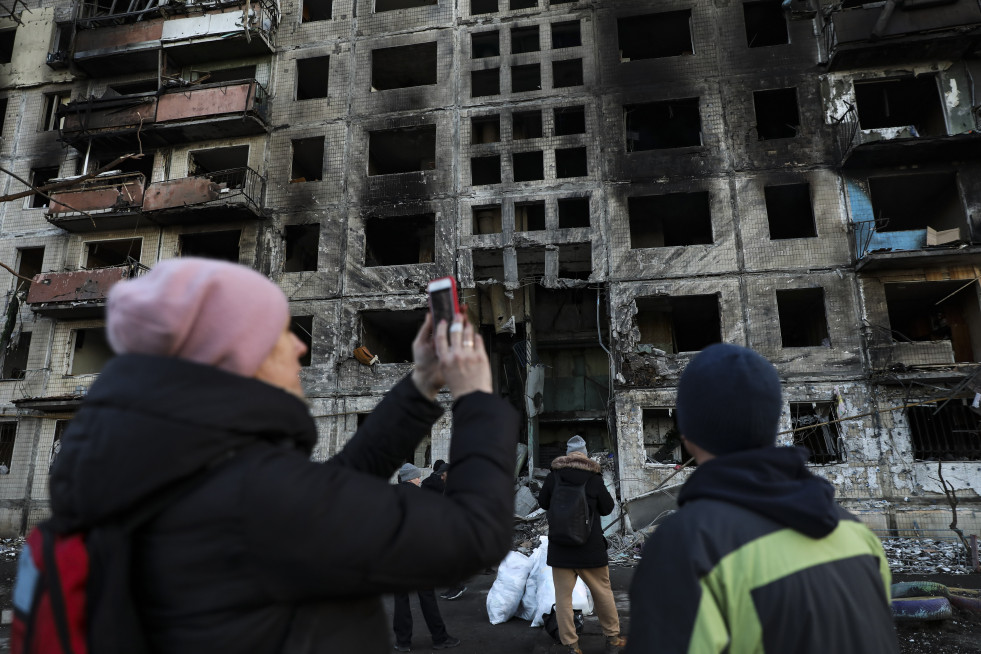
[106, 258, 290, 377]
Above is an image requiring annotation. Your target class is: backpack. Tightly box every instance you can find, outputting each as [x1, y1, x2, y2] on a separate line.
[546, 475, 594, 546]
[542, 604, 584, 642]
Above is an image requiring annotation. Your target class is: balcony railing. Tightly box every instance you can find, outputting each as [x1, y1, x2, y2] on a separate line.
[74, 0, 279, 32]
[47, 171, 145, 219]
[143, 166, 265, 215]
[25, 262, 148, 317]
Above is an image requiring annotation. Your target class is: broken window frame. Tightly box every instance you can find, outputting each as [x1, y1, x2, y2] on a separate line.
[907, 400, 981, 461]
[743, 0, 790, 48]
[776, 288, 830, 348]
[370, 42, 438, 91]
[69, 327, 114, 376]
[27, 166, 61, 209]
[40, 92, 70, 132]
[0, 422, 15, 474]
[790, 401, 845, 465]
[359, 309, 426, 365]
[617, 10, 694, 61]
[284, 224, 321, 272]
[635, 294, 722, 354]
[84, 238, 143, 269]
[753, 87, 801, 140]
[643, 407, 691, 464]
[364, 213, 436, 267]
[0, 332, 31, 381]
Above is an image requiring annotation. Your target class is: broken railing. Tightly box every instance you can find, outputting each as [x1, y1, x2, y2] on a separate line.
[74, 0, 280, 32]
[831, 102, 860, 165]
[46, 171, 146, 218]
[13, 368, 50, 400]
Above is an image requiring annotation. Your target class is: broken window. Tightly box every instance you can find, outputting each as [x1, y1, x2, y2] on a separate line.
[0, 423, 14, 474]
[516, 246, 546, 282]
[360, 309, 425, 364]
[40, 93, 69, 132]
[510, 0, 536, 9]
[533, 287, 605, 336]
[108, 79, 157, 95]
[907, 401, 981, 461]
[194, 66, 256, 85]
[284, 224, 320, 272]
[558, 243, 590, 280]
[472, 69, 500, 97]
[51, 420, 68, 472]
[511, 25, 539, 54]
[884, 281, 979, 362]
[512, 151, 544, 182]
[296, 56, 330, 100]
[29, 166, 59, 209]
[754, 87, 800, 140]
[472, 0, 497, 14]
[629, 192, 713, 248]
[777, 288, 829, 347]
[1, 332, 31, 380]
[86, 238, 142, 268]
[558, 197, 590, 228]
[70, 327, 113, 375]
[554, 106, 586, 135]
[765, 183, 816, 239]
[302, 0, 332, 21]
[376, 0, 437, 10]
[790, 402, 844, 464]
[854, 76, 946, 136]
[511, 63, 541, 93]
[538, 346, 607, 411]
[643, 408, 690, 463]
[472, 204, 502, 234]
[515, 201, 545, 231]
[16, 247, 44, 292]
[369, 126, 436, 175]
[513, 110, 542, 139]
[0, 98, 7, 134]
[552, 59, 583, 88]
[636, 294, 721, 353]
[0, 30, 15, 64]
[472, 248, 505, 281]
[743, 0, 789, 47]
[112, 152, 154, 182]
[365, 213, 435, 266]
[472, 31, 500, 58]
[291, 137, 325, 183]
[551, 20, 581, 49]
[291, 316, 313, 367]
[625, 99, 702, 151]
[189, 146, 248, 179]
[179, 231, 241, 262]
[471, 155, 501, 185]
[555, 147, 587, 178]
[472, 115, 501, 143]
[371, 42, 437, 90]
[618, 10, 693, 61]
[869, 172, 963, 238]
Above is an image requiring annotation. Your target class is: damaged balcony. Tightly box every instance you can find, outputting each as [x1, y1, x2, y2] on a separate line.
[70, 0, 278, 76]
[45, 171, 145, 233]
[823, 0, 981, 71]
[25, 262, 146, 318]
[58, 79, 269, 154]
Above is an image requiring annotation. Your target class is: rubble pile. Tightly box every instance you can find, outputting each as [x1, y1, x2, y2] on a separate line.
[881, 537, 976, 574]
[0, 537, 22, 561]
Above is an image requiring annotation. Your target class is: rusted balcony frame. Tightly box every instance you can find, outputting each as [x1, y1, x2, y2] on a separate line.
[73, 0, 279, 33]
[46, 171, 146, 219]
[25, 261, 149, 318]
[143, 166, 266, 215]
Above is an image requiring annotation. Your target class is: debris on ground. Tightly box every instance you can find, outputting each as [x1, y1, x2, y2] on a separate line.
[0, 538, 21, 561]
[882, 537, 976, 575]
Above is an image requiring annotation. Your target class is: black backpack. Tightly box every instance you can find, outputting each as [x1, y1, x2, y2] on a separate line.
[546, 475, 593, 546]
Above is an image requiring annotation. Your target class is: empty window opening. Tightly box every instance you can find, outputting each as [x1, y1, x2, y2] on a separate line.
[515, 201, 545, 231]
[554, 106, 586, 135]
[513, 110, 542, 139]
[553, 59, 583, 88]
[29, 166, 59, 209]
[1, 332, 31, 380]
[511, 63, 541, 93]
[625, 99, 702, 151]
[16, 247, 44, 292]
[369, 126, 437, 175]
[471, 155, 501, 185]
[636, 295, 721, 354]
[108, 79, 157, 96]
[0, 30, 14, 64]
[284, 224, 320, 272]
[473, 205, 502, 234]
[538, 346, 606, 413]
[869, 172, 963, 235]
[551, 20, 581, 49]
[790, 402, 844, 465]
[371, 42, 437, 90]
[538, 420, 607, 469]
[296, 56, 330, 100]
[71, 328, 113, 375]
[472, 248, 506, 281]
[556, 147, 587, 178]
[291, 137, 325, 183]
[180, 230, 241, 262]
[629, 192, 713, 248]
[643, 408, 690, 463]
[51, 420, 68, 472]
[365, 213, 435, 266]
[744, 0, 789, 47]
[513, 151, 544, 182]
[754, 87, 800, 140]
[558, 243, 590, 280]
[510, 0, 536, 9]
[472, 0, 497, 14]
[532, 286, 605, 337]
[41, 93, 69, 132]
[291, 316, 313, 367]
[0, 423, 14, 474]
[516, 246, 546, 282]
[361, 309, 425, 364]
[192, 66, 256, 86]
[765, 183, 816, 239]
[558, 197, 590, 228]
[777, 288, 829, 347]
[472, 115, 501, 144]
[112, 152, 153, 181]
[908, 402, 981, 461]
[472, 69, 500, 97]
[511, 25, 540, 53]
[472, 31, 500, 58]
[855, 76, 946, 136]
[376, 0, 436, 9]
[0, 98, 7, 134]
[302, 0, 332, 21]
[885, 281, 979, 362]
[86, 238, 142, 268]
[618, 11, 693, 61]
[189, 146, 249, 177]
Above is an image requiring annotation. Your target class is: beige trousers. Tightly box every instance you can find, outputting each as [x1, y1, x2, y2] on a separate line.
[552, 566, 620, 646]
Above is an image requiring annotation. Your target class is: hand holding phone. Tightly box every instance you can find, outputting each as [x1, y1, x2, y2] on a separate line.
[427, 277, 460, 339]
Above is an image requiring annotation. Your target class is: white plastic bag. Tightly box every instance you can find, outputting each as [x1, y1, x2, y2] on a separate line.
[486, 551, 534, 625]
[517, 538, 548, 620]
[528, 537, 594, 627]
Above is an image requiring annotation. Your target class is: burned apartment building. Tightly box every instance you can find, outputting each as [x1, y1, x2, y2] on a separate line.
[0, 0, 978, 538]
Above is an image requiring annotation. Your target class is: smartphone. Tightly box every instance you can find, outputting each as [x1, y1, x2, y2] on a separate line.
[427, 277, 461, 337]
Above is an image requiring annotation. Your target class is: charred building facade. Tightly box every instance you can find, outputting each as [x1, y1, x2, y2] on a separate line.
[0, 0, 979, 537]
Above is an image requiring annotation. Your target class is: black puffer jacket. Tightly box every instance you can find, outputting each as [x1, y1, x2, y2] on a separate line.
[49, 354, 518, 654]
[537, 453, 614, 568]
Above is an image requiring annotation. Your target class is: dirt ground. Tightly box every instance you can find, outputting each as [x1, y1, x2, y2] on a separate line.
[893, 573, 981, 654]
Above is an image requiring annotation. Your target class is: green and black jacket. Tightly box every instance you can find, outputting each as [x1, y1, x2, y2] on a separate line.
[626, 446, 899, 654]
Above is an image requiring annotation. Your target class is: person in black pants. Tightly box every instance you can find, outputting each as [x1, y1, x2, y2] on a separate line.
[392, 463, 461, 651]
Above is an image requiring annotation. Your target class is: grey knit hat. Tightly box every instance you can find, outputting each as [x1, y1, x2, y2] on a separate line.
[566, 435, 587, 456]
[398, 463, 422, 482]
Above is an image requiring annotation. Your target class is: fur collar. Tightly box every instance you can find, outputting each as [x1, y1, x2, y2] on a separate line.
[551, 452, 601, 474]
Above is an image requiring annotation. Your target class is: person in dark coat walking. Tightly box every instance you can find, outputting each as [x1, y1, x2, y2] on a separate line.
[538, 436, 626, 654]
[47, 258, 519, 654]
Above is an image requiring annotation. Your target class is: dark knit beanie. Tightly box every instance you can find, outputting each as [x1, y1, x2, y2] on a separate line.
[676, 343, 782, 456]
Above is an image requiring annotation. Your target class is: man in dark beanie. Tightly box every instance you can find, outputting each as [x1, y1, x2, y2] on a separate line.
[626, 343, 898, 654]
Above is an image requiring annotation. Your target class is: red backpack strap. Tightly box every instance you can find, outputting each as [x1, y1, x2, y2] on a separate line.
[39, 523, 77, 654]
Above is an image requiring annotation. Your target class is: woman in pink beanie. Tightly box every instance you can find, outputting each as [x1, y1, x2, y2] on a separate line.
[46, 258, 519, 654]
